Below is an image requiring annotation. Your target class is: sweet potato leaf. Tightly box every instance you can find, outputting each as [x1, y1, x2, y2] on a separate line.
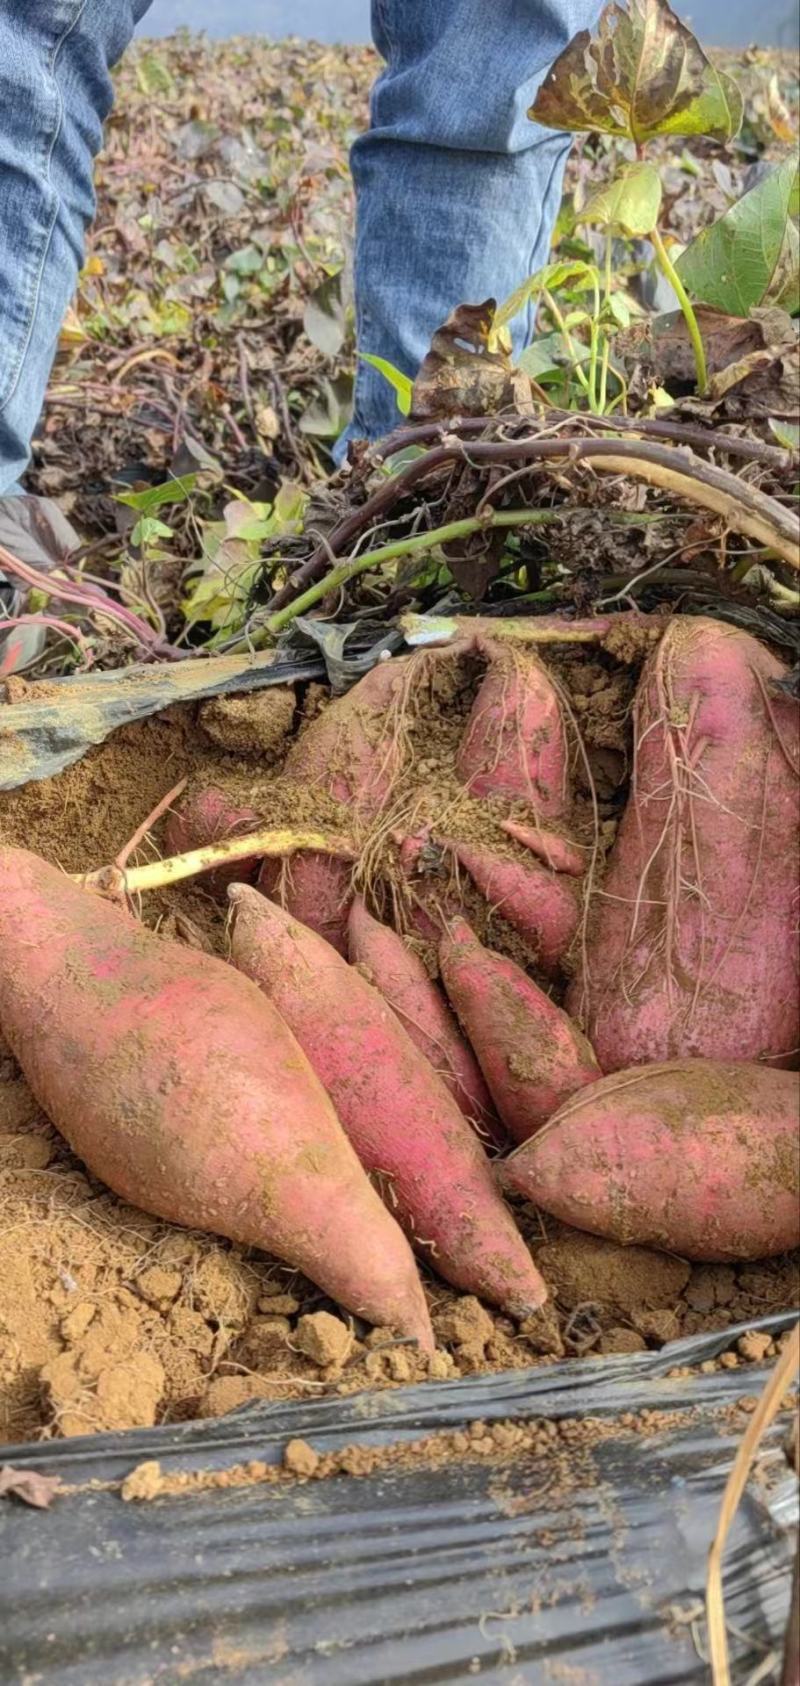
[675, 156, 799, 315]
[530, 0, 742, 146]
[581, 163, 662, 235]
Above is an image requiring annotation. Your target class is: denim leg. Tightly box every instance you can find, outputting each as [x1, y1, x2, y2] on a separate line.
[0, 1, 151, 495]
[341, 0, 601, 451]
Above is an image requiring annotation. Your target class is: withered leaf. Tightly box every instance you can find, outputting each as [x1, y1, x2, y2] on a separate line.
[411, 300, 532, 422]
[0, 1465, 61, 1509]
[530, 0, 742, 146]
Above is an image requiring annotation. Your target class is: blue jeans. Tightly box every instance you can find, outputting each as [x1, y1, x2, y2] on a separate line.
[0, 0, 596, 497]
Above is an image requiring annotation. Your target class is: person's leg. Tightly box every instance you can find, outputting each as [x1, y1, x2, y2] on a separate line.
[0, 1, 151, 496]
[342, 0, 600, 452]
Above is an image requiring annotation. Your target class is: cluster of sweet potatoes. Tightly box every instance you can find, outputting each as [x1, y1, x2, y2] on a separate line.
[0, 614, 796, 1354]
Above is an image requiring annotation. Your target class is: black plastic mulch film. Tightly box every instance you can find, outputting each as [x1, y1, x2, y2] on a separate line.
[0, 1313, 796, 1685]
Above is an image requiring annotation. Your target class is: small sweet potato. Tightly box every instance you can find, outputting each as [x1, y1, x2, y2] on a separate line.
[347, 898, 503, 1145]
[568, 618, 800, 1068]
[0, 847, 433, 1349]
[229, 886, 548, 1314]
[164, 786, 262, 893]
[499, 1059, 800, 1261]
[456, 636, 569, 817]
[439, 917, 600, 1142]
[499, 818, 585, 877]
[443, 836, 579, 972]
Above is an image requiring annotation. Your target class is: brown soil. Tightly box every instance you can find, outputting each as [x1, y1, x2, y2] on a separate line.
[0, 656, 797, 1444]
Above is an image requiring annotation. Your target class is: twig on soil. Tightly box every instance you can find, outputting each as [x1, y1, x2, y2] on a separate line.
[268, 436, 800, 616]
[78, 826, 356, 898]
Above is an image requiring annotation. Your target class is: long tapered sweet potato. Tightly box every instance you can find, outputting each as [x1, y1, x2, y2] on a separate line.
[164, 786, 263, 893]
[442, 836, 579, 972]
[567, 618, 800, 1069]
[0, 847, 433, 1349]
[456, 636, 569, 817]
[439, 917, 600, 1142]
[228, 886, 548, 1314]
[347, 898, 504, 1146]
[499, 818, 585, 877]
[498, 1059, 800, 1261]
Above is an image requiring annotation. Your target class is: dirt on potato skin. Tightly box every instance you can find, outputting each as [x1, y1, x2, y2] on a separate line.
[0, 661, 796, 1444]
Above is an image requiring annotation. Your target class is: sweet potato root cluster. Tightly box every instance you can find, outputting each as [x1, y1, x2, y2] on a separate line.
[1, 614, 797, 1368]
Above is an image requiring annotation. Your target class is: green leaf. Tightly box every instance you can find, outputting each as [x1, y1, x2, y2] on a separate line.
[131, 515, 174, 548]
[530, 0, 742, 145]
[116, 475, 197, 514]
[768, 417, 800, 450]
[359, 353, 413, 416]
[494, 261, 597, 330]
[675, 156, 799, 316]
[581, 163, 662, 236]
[516, 333, 565, 377]
[135, 54, 176, 98]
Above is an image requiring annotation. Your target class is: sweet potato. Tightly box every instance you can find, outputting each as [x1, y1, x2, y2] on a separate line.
[439, 917, 600, 1142]
[498, 1059, 800, 1261]
[568, 618, 800, 1069]
[164, 786, 262, 893]
[229, 886, 548, 1314]
[275, 658, 416, 947]
[499, 818, 585, 877]
[456, 636, 569, 817]
[443, 836, 579, 972]
[347, 898, 504, 1146]
[0, 846, 433, 1349]
[261, 853, 353, 957]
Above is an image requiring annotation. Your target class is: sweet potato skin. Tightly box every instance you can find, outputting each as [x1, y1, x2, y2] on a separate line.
[229, 886, 548, 1314]
[261, 853, 352, 957]
[568, 618, 800, 1070]
[164, 787, 262, 893]
[0, 847, 433, 1349]
[499, 1059, 800, 1261]
[443, 836, 579, 973]
[439, 918, 600, 1142]
[456, 637, 569, 817]
[347, 898, 504, 1147]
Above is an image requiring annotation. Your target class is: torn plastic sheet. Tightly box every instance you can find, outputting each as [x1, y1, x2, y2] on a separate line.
[0, 1313, 796, 1685]
[0, 647, 328, 791]
[0, 621, 411, 791]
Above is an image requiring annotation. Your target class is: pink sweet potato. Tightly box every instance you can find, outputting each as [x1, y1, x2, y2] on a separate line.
[499, 818, 585, 877]
[261, 853, 353, 957]
[498, 1059, 800, 1261]
[164, 786, 262, 894]
[0, 846, 433, 1349]
[439, 917, 600, 1142]
[456, 636, 569, 817]
[275, 658, 417, 948]
[229, 885, 548, 1314]
[567, 618, 800, 1069]
[347, 898, 504, 1146]
[442, 836, 579, 972]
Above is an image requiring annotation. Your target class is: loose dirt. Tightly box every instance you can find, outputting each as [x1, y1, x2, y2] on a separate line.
[0, 656, 796, 1443]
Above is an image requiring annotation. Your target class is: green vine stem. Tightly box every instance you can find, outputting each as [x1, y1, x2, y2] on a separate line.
[650, 226, 708, 396]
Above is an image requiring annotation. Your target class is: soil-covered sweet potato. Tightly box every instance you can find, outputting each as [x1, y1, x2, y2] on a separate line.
[456, 635, 569, 817]
[568, 618, 800, 1069]
[347, 898, 503, 1146]
[443, 836, 580, 972]
[499, 1059, 800, 1261]
[164, 786, 262, 893]
[229, 885, 548, 1315]
[440, 917, 600, 1142]
[0, 847, 433, 1349]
